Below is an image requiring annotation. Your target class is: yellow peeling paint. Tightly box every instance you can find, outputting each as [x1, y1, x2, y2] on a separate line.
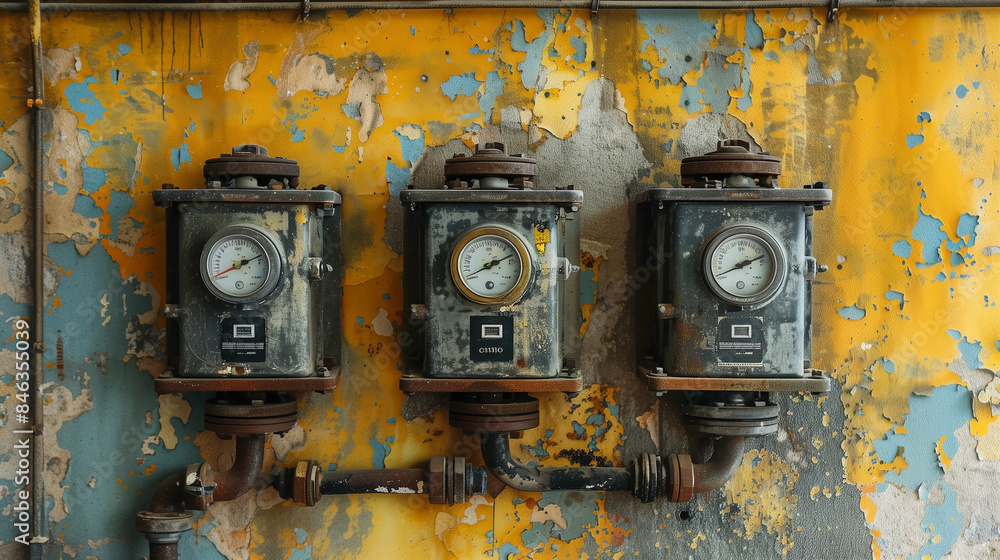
[156, 393, 191, 450]
[723, 449, 800, 554]
[3, 5, 1000, 559]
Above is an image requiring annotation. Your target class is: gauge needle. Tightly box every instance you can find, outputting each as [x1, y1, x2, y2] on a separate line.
[213, 255, 263, 278]
[717, 254, 764, 276]
[468, 254, 513, 276]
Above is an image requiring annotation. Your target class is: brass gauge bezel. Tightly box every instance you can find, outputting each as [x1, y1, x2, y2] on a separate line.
[701, 225, 786, 307]
[450, 226, 533, 306]
[200, 224, 284, 305]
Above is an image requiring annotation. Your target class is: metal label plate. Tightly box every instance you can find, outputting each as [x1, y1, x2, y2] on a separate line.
[717, 316, 765, 366]
[470, 316, 514, 362]
[220, 317, 266, 362]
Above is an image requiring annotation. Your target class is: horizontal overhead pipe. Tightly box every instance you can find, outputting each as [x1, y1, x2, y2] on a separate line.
[3, 1, 1000, 12]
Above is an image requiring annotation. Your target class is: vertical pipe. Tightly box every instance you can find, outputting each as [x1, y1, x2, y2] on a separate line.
[28, 0, 47, 552]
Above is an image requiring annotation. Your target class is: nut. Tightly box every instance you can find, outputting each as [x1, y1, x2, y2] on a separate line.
[428, 456, 447, 505]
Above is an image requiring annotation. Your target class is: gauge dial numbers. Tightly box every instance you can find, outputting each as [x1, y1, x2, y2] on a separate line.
[702, 226, 786, 307]
[450, 227, 532, 305]
[200, 225, 283, 304]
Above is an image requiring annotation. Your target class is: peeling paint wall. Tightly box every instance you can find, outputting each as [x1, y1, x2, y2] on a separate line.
[0, 6, 999, 559]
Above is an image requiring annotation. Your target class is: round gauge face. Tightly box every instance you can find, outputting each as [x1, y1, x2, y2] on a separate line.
[200, 226, 282, 304]
[703, 227, 786, 306]
[451, 227, 532, 305]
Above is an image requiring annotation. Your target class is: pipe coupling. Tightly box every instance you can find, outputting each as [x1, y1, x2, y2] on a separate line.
[666, 454, 694, 503]
[293, 460, 322, 507]
[428, 457, 488, 505]
[632, 452, 663, 503]
[184, 463, 217, 510]
[135, 510, 195, 540]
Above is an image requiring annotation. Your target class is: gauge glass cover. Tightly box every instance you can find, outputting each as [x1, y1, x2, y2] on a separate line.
[703, 226, 786, 306]
[451, 227, 532, 305]
[201, 226, 282, 304]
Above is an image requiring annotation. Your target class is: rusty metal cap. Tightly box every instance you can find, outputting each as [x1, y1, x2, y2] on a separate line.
[680, 139, 781, 187]
[443, 142, 538, 189]
[203, 144, 300, 189]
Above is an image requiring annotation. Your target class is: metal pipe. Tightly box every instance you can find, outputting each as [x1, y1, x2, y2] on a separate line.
[319, 468, 429, 495]
[3, 0, 1000, 11]
[210, 434, 266, 502]
[691, 436, 745, 494]
[28, 0, 48, 554]
[148, 473, 191, 514]
[148, 542, 179, 560]
[138, 434, 267, 560]
[481, 432, 633, 493]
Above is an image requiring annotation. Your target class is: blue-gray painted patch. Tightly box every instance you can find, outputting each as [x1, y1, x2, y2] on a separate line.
[441, 72, 485, 100]
[885, 291, 905, 310]
[638, 10, 716, 85]
[912, 205, 947, 267]
[906, 134, 924, 148]
[186, 82, 203, 99]
[64, 77, 108, 124]
[744, 11, 764, 49]
[510, 19, 554, 90]
[569, 35, 587, 64]
[385, 161, 410, 196]
[893, 239, 912, 258]
[917, 482, 964, 560]
[838, 305, 866, 320]
[170, 142, 192, 171]
[0, 148, 13, 176]
[81, 161, 108, 194]
[873, 384, 972, 492]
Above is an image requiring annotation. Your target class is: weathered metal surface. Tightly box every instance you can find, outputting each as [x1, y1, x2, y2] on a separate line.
[637, 142, 827, 380]
[155, 172, 341, 380]
[400, 191, 582, 379]
[481, 432, 634, 493]
[203, 398, 298, 435]
[443, 142, 538, 189]
[643, 366, 832, 392]
[679, 139, 782, 186]
[399, 374, 582, 393]
[154, 368, 340, 393]
[202, 144, 300, 189]
[449, 395, 542, 431]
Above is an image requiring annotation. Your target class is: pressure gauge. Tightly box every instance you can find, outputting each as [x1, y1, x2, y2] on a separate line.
[450, 226, 532, 305]
[200, 225, 283, 304]
[702, 226, 786, 307]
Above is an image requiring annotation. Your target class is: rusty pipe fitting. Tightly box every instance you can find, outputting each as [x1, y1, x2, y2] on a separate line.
[138, 433, 268, 560]
[273, 457, 487, 506]
[203, 433, 267, 504]
[481, 432, 633, 493]
[692, 436, 746, 494]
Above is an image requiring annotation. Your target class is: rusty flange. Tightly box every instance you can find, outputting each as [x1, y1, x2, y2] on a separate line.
[292, 460, 322, 507]
[203, 144, 300, 189]
[444, 142, 538, 189]
[680, 139, 781, 187]
[448, 395, 540, 432]
[203, 395, 298, 435]
[682, 402, 779, 436]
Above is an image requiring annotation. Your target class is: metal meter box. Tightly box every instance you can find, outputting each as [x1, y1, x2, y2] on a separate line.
[637, 140, 830, 379]
[401, 143, 582, 379]
[154, 145, 341, 379]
